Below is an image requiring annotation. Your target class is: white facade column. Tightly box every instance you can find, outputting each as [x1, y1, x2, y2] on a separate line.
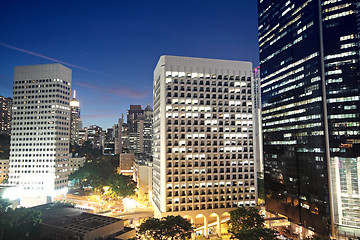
[204, 215, 208, 238]
[217, 215, 221, 236]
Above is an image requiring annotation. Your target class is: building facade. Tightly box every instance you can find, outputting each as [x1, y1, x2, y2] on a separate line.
[70, 90, 81, 146]
[153, 55, 256, 237]
[137, 105, 153, 157]
[127, 105, 144, 153]
[0, 159, 9, 183]
[87, 125, 104, 150]
[0, 96, 12, 135]
[8, 64, 71, 204]
[103, 128, 115, 155]
[258, 0, 360, 237]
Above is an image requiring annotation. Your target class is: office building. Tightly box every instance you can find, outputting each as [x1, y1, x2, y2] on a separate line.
[8, 63, 71, 205]
[252, 67, 263, 179]
[78, 128, 88, 145]
[103, 128, 116, 155]
[0, 159, 9, 183]
[0, 96, 12, 135]
[137, 104, 153, 157]
[127, 105, 144, 153]
[68, 156, 85, 174]
[87, 125, 104, 150]
[133, 161, 153, 203]
[120, 105, 153, 157]
[115, 115, 128, 154]
[258, 0, 360, 238]
[70, 90, 82, 146]
[119, 153, 135, 176]
[153, 55, 256, 237]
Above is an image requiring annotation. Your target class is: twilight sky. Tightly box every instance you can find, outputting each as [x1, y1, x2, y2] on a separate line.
[0, 0, 259, 129]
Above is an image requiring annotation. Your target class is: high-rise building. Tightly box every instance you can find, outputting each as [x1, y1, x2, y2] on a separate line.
[116, 115, 128, 154]
[8, 63, 71, 205]
[153, 55, 256, 237]
[252, 67, 263, 179]
[123, 105, 153, 157]
[0, 96, 12, 135]
[70, 90, 81, 146]
[258, 0, 360, 238]
[103, 128, 115, 155]
[127, 105, 144, 153]
[87, 125, 104, 150]
[78, 128, 88, 145]
[137, 104, 153, 157]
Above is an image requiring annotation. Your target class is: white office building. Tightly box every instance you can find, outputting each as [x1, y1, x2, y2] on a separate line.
[8, 63, 71, 206]
[153, 56, 257, 237]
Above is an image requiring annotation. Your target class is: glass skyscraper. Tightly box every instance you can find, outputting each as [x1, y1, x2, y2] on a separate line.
[258, 0, 359, 238]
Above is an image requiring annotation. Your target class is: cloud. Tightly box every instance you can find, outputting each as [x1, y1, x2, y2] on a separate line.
[0, 41, 109, 77]
[77, 81, 150, 99]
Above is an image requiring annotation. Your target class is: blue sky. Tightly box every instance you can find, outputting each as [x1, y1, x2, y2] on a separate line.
[0, 0, 259, 129]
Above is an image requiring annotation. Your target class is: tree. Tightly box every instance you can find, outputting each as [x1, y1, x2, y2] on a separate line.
[228, 207, 277, 240]
[0, 198, 42, 240]
[138, 215, 194, 240]
[138, 217, 164, 240]
[68, 154, 119, 190]
[106, 174, 136, 198]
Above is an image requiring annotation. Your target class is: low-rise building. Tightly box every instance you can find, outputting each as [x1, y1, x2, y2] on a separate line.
[133, 161, 152, 203]
[68, 156, 86, 174]
[118, 153, 135, 176]
[33, 203, 135, 240]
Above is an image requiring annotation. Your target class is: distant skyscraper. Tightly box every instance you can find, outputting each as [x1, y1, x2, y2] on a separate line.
[153, 55, 256, 237]
[87, 125, 104, 149]
[116, 115, 128, 154]
[0, 96, 12, 135]
[124, 105, 153, 156]
[258, 0, 360, 238]
[8, 63, 71, 205]
[252, 67, 263, 179]
[127, 105, 144, 153]
[103, 128, 115, 155]
[137, 104, 153, 157]
[70, 90, 81, 146]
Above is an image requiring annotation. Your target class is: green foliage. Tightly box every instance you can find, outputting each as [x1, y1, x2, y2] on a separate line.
[68, 153, 136, 198]
[138, 215, 193, 240]
[106, 174, 136, 198]
[0, 198, 11, 213]
[228, 207, 277, 240]
[68, 154, 119, 189]
[0, 199, 42, 240]
[0, 134, 10, 159]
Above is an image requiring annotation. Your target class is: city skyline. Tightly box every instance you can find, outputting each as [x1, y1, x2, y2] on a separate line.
[0, 1, 259, 129]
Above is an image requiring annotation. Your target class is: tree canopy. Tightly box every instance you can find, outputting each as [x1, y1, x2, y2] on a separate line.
[228, 207, 277, 240]
[68, 154, 119, 189]
[69, 154, 136, 198]
[105, 174, 136, 198]
[0, 198, 42, 240]
[138, 215, 193, 240]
